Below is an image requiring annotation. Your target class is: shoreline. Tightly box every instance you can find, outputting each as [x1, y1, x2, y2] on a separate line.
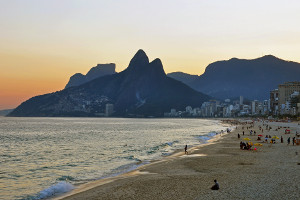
[55, 119, 300, 200]
[51, 120, 233, 200]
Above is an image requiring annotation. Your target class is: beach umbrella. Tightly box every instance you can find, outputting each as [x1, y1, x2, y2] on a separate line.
[243, 138, 251, 141]
[272, 136, 279, 139]
[258, 134, 263, 137]
[254, 143, 263, 146]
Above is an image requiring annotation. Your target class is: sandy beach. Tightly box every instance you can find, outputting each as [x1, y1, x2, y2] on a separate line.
[56, 120, 300, 200]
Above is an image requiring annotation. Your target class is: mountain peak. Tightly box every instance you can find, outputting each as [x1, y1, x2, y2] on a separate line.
[65, 63, 116, 88]
[149, 58, 166, 76]
[151, 58, 162, 64]
[259, 54, 279, 60]
[136, 49, 147, 56]
[128, 49, 149, 70]
[9, 50, 210, 117]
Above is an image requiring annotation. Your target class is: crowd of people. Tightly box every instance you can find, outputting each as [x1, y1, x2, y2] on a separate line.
[237, 119, 300, 150]
[240, 141, 252, 150]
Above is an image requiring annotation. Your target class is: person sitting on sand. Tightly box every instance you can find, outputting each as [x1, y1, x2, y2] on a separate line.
[242, 142, 247, 150]
[246, 142, 252, 150]
[257, 136, 261, 141]
[240, 141, 243, 149]
[271, 138, 275, 144]
[211, 179, 219, 190]
[265, 137, 268, 143]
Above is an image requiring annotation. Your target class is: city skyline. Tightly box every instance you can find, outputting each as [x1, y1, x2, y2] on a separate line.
[1, 0, 300, 109]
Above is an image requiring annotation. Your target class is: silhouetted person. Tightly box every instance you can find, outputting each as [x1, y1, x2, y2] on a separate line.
[211, 179, 219, 190]
[243, 131, 244, 136]
[184, 145, 188, 154]
[238, 133, 240, 139]
[281, 136, 283, 143]
[287, 137, 290, 145]
[292, 137, 295, 146]
[257, 136, 261, 141]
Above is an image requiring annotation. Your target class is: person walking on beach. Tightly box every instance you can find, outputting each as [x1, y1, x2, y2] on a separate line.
[292, 137, 295, 146]
[281, 136, 283, 143]
[287, 137, 290, 145]
[243, 131, 244, 136]
[238, 133, 240, 139]
[211, 179, 219, 190]
[184, 145, 188, 154]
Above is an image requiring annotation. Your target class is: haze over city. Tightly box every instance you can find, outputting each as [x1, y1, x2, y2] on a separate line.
[1, 0, 300, 109]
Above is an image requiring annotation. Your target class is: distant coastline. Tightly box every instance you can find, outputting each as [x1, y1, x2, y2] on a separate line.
[0, 109, 14, 116]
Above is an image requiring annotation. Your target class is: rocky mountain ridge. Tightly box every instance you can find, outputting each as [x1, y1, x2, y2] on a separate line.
[9, 50, 210, 117]
[65, 63, 116, 88]
[167, 55, 300, 100]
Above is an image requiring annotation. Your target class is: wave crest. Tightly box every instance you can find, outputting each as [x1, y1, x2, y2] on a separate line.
[37, 181, 74, 199]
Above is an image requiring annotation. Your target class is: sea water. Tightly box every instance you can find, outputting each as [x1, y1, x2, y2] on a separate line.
[0, 117, 231, 200]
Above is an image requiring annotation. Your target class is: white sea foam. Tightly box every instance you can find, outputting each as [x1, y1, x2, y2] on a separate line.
[180, 154, 207, 158]
[0, 118, 229, 200]
[37, 181, 74, 199]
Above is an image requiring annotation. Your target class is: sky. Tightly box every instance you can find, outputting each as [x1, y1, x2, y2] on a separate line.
[1, 0, 300, 110]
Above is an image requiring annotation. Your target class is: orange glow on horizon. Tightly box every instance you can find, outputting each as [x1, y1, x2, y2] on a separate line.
[0, 76, 65, 110]
[1, 1, 300, 110]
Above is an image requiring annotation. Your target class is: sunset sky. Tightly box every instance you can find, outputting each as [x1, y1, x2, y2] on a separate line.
[1, 0, 300, 109]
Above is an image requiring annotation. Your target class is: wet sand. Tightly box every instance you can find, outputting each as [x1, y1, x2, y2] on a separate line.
[56, 120, 300, 200]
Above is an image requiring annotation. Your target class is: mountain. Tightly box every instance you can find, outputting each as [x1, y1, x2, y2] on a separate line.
[0, 109, 14, 116]
[65, 63, 116, 88]
[167, 72, 199, 85]
[9, 50, 210, 117]
[167, 55, 300, 100]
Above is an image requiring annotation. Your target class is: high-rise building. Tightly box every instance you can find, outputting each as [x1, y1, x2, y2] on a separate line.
[278, 82, 300, 105]
[105, 104, 114, 117]
[251, 100, 258, 115]
[186, 106, 192, 113]
[170, 109, 176, 115]
[239, 96, 244, 105]
[270, 89, 279, 115]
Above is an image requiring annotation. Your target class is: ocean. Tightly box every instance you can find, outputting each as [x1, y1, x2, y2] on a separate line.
[0, 117, 231, 200]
